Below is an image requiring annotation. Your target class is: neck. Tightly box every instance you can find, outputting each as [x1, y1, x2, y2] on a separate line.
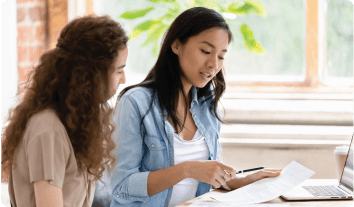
[180, 80, 192, 107]
[181, 78, 192, 98]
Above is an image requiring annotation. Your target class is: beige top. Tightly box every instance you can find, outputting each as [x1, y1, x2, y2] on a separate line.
[8, 109, 96, 207]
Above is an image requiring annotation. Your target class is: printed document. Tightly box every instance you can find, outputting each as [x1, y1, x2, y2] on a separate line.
[211, 161, 315, 204]
[189, 202, 290, 207]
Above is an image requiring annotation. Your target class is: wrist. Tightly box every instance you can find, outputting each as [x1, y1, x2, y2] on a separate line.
[244, 174, 257, 185]
[179, 161, 191, 179]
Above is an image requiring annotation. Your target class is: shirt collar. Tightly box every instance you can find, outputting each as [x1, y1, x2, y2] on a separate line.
[191, 86, 200, 105]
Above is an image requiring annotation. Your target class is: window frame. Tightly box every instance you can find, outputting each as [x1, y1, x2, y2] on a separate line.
[226, 0, 353, 94]
[58, 0, 353, 94]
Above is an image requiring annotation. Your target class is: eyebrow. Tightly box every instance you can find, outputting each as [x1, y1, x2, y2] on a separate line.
[117, 65, 126, 70]
[201, 41, 227, 52]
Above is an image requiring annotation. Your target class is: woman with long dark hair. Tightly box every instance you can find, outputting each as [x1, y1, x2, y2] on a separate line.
[1, 15, 128, 207]
[111, 7, 280, 207]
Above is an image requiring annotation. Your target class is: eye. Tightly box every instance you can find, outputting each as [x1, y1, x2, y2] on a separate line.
[218, 56, 225, 60]
[117, 71, 123, 74]
[201, 49, 210, 54]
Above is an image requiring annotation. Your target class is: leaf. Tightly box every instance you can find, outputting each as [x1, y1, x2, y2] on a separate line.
[142, 23, 168, 47]
[137, 20, 160, 31]
[240, 24, 266, 55]
[216, 2, 228, 12]
[153, 41, 160, 57]
[200, 0, 219, 9]
[120, 7, 154, 19]
[227, 1, 266, 17]
[129, 30, 142, 40]
[149, 0, 175, 3]
[129, 20, 160, 40]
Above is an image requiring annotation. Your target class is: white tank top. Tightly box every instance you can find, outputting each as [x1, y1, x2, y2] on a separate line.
[168, 129, 209, 207]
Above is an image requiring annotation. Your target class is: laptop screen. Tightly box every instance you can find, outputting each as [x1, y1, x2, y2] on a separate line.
[340, 135, 353, 192]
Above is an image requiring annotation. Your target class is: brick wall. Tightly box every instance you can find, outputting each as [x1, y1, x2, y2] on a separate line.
[17, 0, 48, 87]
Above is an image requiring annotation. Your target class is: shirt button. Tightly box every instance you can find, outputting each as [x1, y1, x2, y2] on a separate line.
[193, 115, 197, 118]
[204, 133, 207, 136]
[151, 144, 155, 148]
[117, 195, 119, 198]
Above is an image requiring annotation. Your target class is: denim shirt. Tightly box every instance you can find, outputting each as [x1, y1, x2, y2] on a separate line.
[107, 86, 222, 207]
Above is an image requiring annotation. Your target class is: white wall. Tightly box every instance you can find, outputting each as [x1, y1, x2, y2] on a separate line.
[1, 0, 18, 128]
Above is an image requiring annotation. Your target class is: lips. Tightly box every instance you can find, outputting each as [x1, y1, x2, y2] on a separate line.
[200, 72, 212, 79]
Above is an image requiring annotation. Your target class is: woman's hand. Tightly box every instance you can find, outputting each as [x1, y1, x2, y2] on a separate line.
[184, 160, 236, 188]
[226, 168, 282, 190]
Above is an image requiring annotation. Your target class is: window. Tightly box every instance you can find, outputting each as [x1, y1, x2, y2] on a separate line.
[224, 0, 305, 80]
[100, 0, 353, 94]
[325, 0, 353, 83]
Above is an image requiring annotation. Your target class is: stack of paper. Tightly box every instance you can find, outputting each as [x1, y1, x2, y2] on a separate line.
[189, 202, 290, 207]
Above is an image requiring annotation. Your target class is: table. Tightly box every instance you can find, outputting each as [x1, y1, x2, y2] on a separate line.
[176, 179, 353, 207]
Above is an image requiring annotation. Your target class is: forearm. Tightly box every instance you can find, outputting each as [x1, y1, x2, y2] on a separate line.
[147, 162, 189, 196]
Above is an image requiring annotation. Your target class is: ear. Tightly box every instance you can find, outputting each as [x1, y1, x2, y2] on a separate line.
[171, 39, 180, 55]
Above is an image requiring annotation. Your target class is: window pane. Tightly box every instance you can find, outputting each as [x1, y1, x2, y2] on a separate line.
[104, 0, 160, 74]
[225, 0, 305, 78]
[326, 0, 353, 78]
[104, 0, 305, 80]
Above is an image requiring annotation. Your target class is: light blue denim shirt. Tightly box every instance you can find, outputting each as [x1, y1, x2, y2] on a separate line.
[106, 86, 222, 207]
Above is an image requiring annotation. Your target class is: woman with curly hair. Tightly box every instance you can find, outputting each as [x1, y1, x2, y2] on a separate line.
[1, 15, 128, 207]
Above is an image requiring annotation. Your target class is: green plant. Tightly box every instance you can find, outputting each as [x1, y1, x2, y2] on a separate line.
[119, 0, 267, 56]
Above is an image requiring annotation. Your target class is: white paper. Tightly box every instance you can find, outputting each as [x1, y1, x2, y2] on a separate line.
[189, 202, 290, 207]
[211, 161, 315, 204]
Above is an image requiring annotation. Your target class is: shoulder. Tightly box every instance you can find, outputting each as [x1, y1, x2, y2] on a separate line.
[24, 109, 66, 142]
[28, 109, 63, 128]
[120, 87, 154, 104]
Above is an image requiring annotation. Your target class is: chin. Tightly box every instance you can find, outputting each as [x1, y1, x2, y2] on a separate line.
[195, 81, 210, 89]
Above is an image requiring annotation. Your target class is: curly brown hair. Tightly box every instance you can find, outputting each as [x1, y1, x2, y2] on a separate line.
[1, 15, 128, 181]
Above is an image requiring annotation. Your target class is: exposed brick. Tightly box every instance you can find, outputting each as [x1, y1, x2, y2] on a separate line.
[18, 66, 32, 83]
[18, 25, 35, 43]
[29, 5, 44, 22]
[17, 7, 26, 23]
[36, 25, 45, 42]
[17, 46, 28, 62]
[29, 46, 43, 62]
[17, 0, 35, 3]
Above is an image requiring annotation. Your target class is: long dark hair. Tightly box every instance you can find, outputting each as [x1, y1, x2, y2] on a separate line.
[119, 7, 233, 133]
[2, 15, 128, 181]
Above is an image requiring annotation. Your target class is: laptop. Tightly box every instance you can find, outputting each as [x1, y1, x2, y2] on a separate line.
[281, 134, 353, 201]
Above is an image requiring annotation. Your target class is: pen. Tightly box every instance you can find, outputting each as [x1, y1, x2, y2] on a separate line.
[236, 167, 264, 174]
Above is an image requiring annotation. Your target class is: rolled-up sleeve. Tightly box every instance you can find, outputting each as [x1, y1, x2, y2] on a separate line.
[215, 107, 222, 162]
[111, 94, 150, 204]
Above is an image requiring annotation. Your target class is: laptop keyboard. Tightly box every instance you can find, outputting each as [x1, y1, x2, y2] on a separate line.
[302, 185, 348, 197]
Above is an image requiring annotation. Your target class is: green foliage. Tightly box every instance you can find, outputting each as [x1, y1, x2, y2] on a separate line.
[148, 0, 176, 3]
[240, 24, 266, 55]
[227, 1, 266, 17]
[119, 0, 267, 56]
[120, 7, 155, 19]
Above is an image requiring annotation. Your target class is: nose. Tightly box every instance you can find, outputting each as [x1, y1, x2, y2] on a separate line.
[207, 55, 218, 71]
[120, 72, 126, 84]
